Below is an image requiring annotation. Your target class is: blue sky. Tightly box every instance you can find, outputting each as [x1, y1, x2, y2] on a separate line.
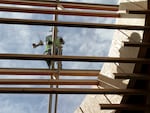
[0, 0, 118, 113]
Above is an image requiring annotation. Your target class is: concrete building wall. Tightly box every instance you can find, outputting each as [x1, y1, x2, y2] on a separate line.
[74, 0, 147, 113]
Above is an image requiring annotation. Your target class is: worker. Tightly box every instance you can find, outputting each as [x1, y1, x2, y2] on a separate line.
[32, 34, 64, 69]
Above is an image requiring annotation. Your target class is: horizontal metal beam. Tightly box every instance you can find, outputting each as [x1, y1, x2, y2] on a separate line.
[100, 104, 148, 111]
[0, 18, 149, 30]
[0, 0, 119, 11]
[0, 68, 99, 76]
[0, 54, 150, 63]
[114, 73, 150, 80]
[124, 42, 150, 47]
[0, 88, 147, 94]
[0, 79, 99, 85]
[0, 6, 120, 18]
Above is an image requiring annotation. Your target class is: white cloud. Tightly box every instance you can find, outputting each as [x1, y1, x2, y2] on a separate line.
[0, 94, 48, 113]
[0, 99, 29, 113]
[58, 94, 85, 113]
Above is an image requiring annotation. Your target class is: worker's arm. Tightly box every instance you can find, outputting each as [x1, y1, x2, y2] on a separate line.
[32, 40, 44, 48]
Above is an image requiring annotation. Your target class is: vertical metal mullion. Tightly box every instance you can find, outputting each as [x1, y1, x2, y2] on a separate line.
[54, 0, 59, 113]
[48, 0, 59, 113]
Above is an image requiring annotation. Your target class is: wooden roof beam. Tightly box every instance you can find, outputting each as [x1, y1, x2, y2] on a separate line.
[0, 88, 147, 94]
[124, 42, 150, 47]
[0, 6, 120, 18]
[0, 68, 99, 76]
[100, 104, 149, 111]
[0, 0, 119, 11]
[114, 73, 150, 80]
[0, 54, 150, 63]
[0, 18, 149, 30]
[127, 10, 150, 14]
[22, 0, 118, 7]
[0, 79, 99, 85]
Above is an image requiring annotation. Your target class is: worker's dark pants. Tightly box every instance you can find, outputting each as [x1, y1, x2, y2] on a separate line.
[44, 48, 62, 69]
[44, 49, 51, 69]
